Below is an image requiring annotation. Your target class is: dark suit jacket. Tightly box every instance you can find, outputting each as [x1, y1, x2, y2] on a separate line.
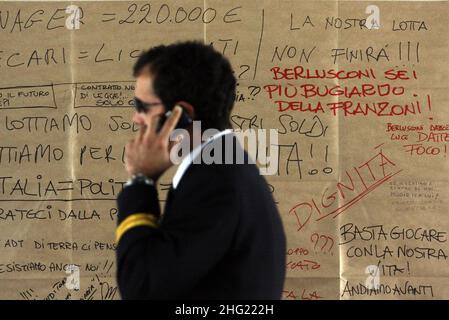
[116, 133, 286, 299]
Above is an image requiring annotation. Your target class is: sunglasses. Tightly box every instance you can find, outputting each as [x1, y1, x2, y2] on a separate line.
[133, 97, 163, 113]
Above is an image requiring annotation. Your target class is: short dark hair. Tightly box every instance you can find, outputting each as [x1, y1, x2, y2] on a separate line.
[133, 41, 237, 131]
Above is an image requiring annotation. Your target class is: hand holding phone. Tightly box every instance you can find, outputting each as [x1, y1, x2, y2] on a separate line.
[158, 104, 193, 132]
[125, 106, 184, 179]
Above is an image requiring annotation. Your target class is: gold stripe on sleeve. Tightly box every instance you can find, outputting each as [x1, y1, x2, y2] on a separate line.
[115, 213, 158, 244]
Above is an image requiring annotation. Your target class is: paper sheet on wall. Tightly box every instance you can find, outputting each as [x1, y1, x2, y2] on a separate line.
[0, 0, 448, 300]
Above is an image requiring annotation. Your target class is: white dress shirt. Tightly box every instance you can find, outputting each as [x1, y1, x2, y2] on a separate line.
[172, 129, 233, 189]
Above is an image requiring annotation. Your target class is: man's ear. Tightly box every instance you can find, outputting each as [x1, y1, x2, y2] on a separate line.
[175, 101, 195, 119]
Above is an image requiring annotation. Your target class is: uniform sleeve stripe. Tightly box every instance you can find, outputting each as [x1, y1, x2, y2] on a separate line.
[115, 213, 158, 244]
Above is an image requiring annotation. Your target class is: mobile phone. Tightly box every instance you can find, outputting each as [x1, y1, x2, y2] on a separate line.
[157, 104, 193, 132]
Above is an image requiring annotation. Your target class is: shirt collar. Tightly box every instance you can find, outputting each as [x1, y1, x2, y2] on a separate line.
[172, 129, 233, 189]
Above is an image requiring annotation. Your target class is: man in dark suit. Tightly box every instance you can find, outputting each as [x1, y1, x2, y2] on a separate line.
[116, 41, 286, 299]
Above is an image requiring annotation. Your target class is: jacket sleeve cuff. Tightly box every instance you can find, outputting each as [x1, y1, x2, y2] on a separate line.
[116, 183, 161, 225]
